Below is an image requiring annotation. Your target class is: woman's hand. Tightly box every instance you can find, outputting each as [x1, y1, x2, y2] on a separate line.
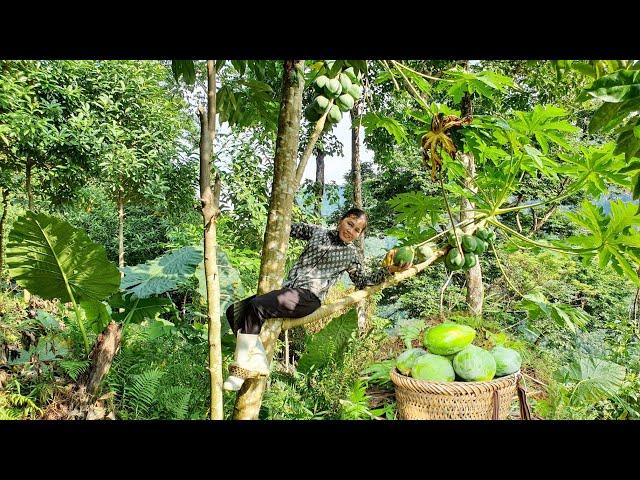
[384, 249, 413, 274]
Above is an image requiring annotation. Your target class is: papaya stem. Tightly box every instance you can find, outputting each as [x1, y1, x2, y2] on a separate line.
[487, 218, 599, 255]
[490, 242, 524, 298]
[440, 176, 464, 257]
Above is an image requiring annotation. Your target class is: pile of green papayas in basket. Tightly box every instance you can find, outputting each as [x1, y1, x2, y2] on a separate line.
[396, 323, 521, 382]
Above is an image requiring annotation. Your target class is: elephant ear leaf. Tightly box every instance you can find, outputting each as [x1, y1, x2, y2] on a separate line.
[109, 292, 176, 324]
[79, 299, 112, 334]
[120, 246, 202, 299]
[6, 211, 120, 303]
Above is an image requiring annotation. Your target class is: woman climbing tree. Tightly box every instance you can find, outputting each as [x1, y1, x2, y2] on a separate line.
[222, 207, 413, 391]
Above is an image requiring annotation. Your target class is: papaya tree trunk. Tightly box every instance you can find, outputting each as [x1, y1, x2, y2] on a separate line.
[25, 158, 33, 211]
[459, 92, 483, 316]
[117, 188, 125, 270]
[0, 188, 9, 278]
[351, 100, 367, 331]
[314, 148, 325, 218]
[199, 60, 223, 420]
[233, 60, 305, 420]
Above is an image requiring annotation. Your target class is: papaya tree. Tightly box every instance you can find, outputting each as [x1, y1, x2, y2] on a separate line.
[230, 59, 369, 419]
[380, 60, 640, 328]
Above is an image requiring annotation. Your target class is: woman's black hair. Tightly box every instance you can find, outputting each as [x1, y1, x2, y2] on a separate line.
[339, 207, 368, 231]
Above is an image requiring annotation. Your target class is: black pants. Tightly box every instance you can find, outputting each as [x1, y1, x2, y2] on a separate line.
[226, 288, 321, 336]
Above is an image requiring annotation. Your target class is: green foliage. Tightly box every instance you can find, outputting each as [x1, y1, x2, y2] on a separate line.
[105, 319, 212, 420]
[159, 385, 192, 420]
[386, 191, 442, 237]
[360, 113, 408, 144]
[109, 292, 176, 325]
[171, 60, 196, 85]
[6, 211, 120, 302]
[384, 316, 425, 349]
[436, 67, 514, 103]
[120, 246, 202, 299]
[516, 291, 590, 334]
[122, 369, 165, 418]
[557, 143, 628, 196]
[195, 248, 245, 316]
[555, 355, 626, 405]
[78, 299, 112, 334]
[59, 359, 91, 381]
[362, 359, 396, 387]
[562, 200, 640, 286]
[63, 183, 188, 266]
[297, 309, 359, 373]
[339, 379, 383, 420]
[0, 380, 43, 420]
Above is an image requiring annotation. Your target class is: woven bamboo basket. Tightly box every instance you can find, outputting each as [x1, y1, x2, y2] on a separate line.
[390, 368, 520, 420]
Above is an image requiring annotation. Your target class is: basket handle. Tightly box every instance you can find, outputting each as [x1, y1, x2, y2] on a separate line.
[516, 373, 532, 420]
[492, 373, 532, 420]
[492, 390, 500, 420]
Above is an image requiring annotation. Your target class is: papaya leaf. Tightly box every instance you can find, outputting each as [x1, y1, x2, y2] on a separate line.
[589, 102, 621, 133]
[614, 118, 640, 160]
[555, 356, 626, 405]
[583, 70, 640, 103]
[387, 192, 443, 228]
[120, 246, 202, 299]
[6, 211, 120, 303]
[360, 113, 407, 144]
[558, 144, 628, 195]
[437, 68, 513, 103]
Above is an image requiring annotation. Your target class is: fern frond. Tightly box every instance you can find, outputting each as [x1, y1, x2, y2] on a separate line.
[297, 309, 358, 374]
[59, 359, 91, 381]
[124, 369, 164, 418]
[160, 386, 191, 420]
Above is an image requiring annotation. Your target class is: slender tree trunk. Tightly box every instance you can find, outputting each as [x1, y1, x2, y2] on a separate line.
[233, 60, 305, 420]
[199, 60, 223, 420]
[117, 188, 125, 270]
[531, 205, 558, 234]
[459, 92, 484, 316]
[314, 148, 325, 218]
[0, 188, 9, 278]
[25, 159, 33, 211]
[24, 160, 33, 304]
[351, 99, 364, 254]
[531, 178, 569, 233]
[351, 100, 367, 331]
[631, 269, 640, 329]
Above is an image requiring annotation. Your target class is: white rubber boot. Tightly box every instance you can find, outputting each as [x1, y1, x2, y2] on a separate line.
[223, 332, 270, 391]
